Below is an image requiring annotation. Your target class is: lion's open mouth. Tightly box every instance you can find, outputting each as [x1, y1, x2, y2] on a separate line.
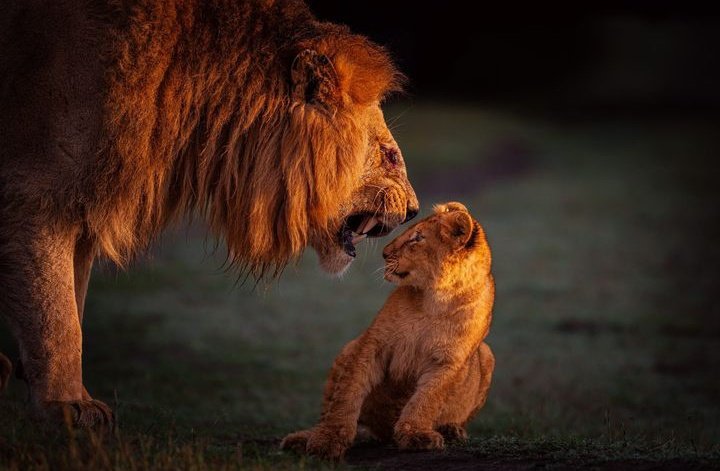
[339, 212, 395, 258]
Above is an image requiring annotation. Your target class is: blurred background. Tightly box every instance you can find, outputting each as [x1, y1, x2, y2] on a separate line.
[313, 1, 720, 111]
[2, 1, 719, 467]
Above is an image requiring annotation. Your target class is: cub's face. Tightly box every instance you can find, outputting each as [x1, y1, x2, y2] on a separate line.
[382, 202, 477, 288]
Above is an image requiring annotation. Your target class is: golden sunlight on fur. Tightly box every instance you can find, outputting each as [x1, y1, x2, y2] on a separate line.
[281, 202, 495, 460]
[0, 0, 418, 428]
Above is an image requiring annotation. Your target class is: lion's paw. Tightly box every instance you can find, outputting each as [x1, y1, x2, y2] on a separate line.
[395, 428, 445, 451]
[436, 423, 468, 443]
[43, 399, 115, 430]
[0, 353, 11, 392]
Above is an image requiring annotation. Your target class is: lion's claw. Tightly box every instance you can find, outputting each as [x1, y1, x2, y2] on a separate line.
[44, 399, 115, 429]
[395, 429, 445, 451]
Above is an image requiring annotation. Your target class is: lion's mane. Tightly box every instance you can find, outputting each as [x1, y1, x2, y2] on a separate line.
[76, 0, 401, 275]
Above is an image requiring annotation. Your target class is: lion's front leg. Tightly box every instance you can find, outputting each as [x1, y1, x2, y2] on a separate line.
[0, 225, 113, 429]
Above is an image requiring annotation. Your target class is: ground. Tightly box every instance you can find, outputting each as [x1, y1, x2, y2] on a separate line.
[1, 104, 719, 470]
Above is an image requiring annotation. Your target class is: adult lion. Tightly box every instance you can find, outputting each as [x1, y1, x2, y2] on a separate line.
[0, 0, 418, 427]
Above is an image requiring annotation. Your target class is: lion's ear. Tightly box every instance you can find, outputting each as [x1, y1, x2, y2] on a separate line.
[291, 49, 340, 110]
[333, 43, 401, 105]
[440, 211, 474, 250]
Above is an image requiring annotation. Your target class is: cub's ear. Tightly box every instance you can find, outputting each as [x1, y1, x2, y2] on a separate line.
[440, 211, 474, 250]
[290, 49, 340, 110]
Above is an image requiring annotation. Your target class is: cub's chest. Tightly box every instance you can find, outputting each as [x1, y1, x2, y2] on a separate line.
[383, 315, 457, 381]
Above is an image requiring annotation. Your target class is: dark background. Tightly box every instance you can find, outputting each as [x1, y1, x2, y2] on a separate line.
[308, 1, 720, 114]
[2, 2, 720, 468]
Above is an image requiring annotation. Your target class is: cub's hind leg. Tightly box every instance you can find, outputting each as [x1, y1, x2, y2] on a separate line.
[0, 222, 112, 428]
[435, 342, 495, 443]
[474, 342, 495, 412]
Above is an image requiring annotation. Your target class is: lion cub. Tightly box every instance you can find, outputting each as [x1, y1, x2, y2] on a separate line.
[282, 202, 495, 460]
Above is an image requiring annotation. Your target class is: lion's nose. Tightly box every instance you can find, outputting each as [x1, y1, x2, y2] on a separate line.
[404, 206, 419, 223]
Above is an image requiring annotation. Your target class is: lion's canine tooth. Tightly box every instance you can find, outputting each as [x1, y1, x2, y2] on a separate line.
[352, 233, 368, 245]
[360, 216, 379, 235]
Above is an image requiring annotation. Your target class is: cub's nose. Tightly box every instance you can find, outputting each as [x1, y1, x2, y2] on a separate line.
[404, 206, 419, 223]
[382, 246, 391, 260]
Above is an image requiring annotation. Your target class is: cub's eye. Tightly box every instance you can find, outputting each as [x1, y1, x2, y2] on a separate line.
[410, 232, 423, 243]
[380, 144, 399, 166]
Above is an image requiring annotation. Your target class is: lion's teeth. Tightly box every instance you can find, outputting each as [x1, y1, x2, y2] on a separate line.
[360, 216, 379, 235]
[352, 233, 368, 245]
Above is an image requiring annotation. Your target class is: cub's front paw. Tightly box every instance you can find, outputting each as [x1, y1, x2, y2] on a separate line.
[305, 426, 352, 461]
[394, 424, 445, 451]
[280, 426, 352, 461]
[280, 429, 312, 454]
[436, 423, 468, 443]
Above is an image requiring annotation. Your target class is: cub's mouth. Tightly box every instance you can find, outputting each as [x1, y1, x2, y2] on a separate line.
[338, 212, 396, 258]
[383, 263, 409, 281]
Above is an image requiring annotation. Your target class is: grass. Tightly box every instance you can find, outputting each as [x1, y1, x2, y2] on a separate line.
[1, 103, 719, 469]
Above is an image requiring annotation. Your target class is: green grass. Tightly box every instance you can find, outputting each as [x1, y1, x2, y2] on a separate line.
[1, 103, 719, 469]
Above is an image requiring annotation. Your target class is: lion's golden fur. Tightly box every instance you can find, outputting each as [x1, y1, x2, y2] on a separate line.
[86, 0, 403, 274]
[281, 202, 495, 460]
[0, 0, 416, 426]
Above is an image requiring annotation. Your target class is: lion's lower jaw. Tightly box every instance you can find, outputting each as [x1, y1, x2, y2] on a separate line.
[314, 247, 354, 277]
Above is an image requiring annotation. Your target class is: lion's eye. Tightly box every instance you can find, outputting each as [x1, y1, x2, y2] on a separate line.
[380, 145, 399, 166]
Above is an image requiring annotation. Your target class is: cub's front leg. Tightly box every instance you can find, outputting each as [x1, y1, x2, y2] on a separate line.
[281, 337, 382, 461]
[393, 363, 464, 451]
